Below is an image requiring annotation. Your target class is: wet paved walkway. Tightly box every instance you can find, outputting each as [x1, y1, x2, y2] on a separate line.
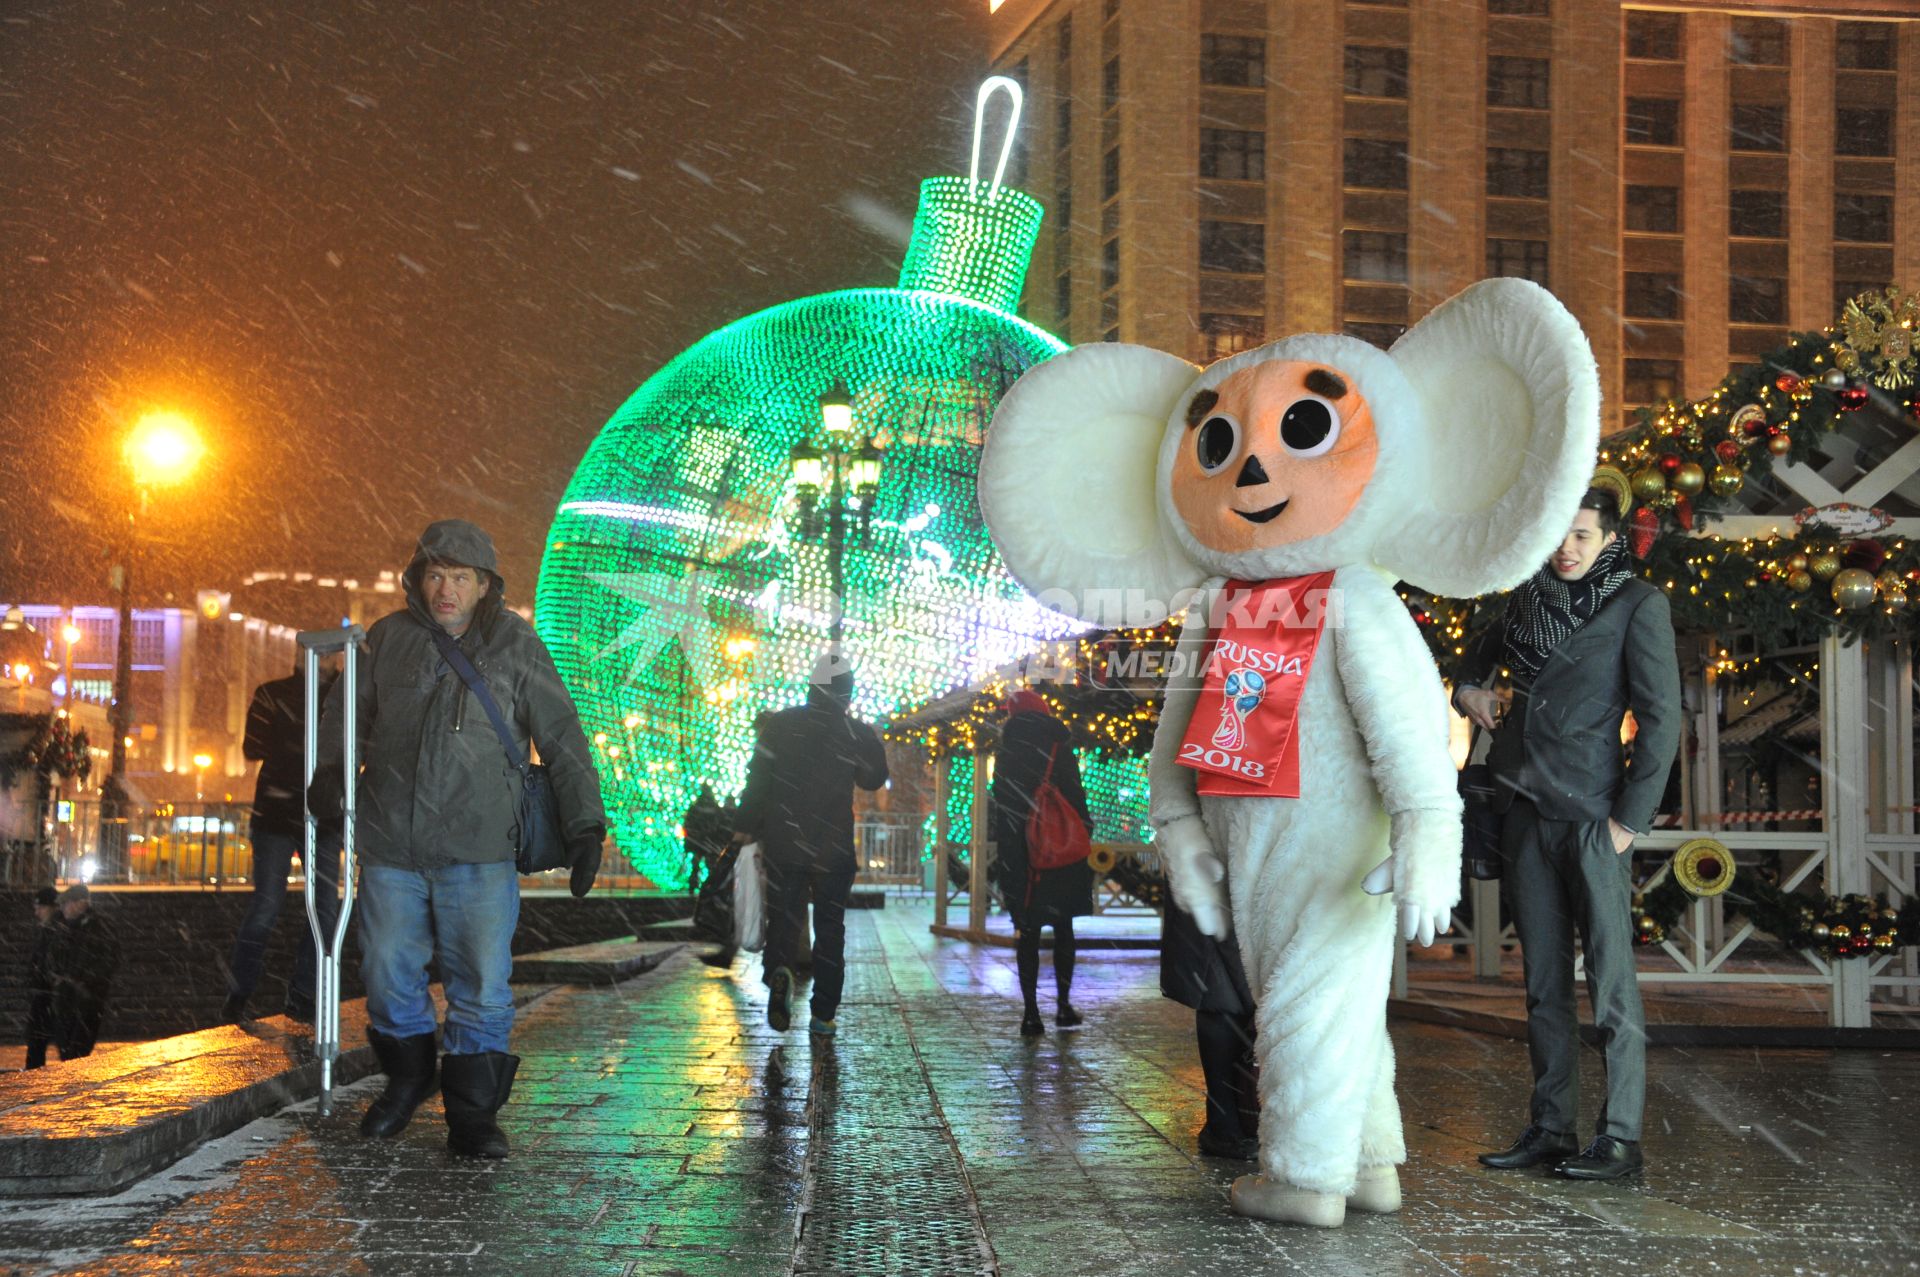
[2, 900, 1917, 1275]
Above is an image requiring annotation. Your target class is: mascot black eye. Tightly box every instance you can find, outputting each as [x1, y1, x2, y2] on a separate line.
[1195, 413, 1241, 475]
[1279, 396, 1342, 458]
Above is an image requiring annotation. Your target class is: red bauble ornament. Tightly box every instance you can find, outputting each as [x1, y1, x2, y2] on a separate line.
[1843, 539, 1888, 572]
[1715, 440, 1742, 462]
[1658, 454, 1683, 477]
[1743, 414, 1770, 437]
[1674, 494, 1695, 531]
[1775, 372, 1803, 394]
[1759, 570, 1774, 583]
[1839, 386, 1871, 411]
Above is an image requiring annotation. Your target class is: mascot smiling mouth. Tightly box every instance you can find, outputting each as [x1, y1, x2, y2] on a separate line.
[1236, 499, 1289, 524]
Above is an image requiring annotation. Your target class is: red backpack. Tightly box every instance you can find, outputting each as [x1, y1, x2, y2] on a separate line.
[1026, 743, 1091, 871]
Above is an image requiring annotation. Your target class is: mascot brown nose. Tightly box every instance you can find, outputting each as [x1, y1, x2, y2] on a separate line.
[1235, 454, 1270, 488]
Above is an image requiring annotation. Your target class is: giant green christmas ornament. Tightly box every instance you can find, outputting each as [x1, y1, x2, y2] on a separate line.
[536, 81, 1081, 885]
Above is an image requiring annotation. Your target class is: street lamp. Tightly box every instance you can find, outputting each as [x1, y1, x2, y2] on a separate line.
[788, 382, 884, 643]
[192, 752, 212, 802]
[100, 410, 204, 880]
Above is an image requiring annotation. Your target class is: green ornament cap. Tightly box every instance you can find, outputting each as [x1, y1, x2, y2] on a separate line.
[896, 78, 1042, 312]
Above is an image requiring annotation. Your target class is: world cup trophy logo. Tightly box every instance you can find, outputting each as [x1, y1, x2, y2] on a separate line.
[1212, 667, 1266, 752]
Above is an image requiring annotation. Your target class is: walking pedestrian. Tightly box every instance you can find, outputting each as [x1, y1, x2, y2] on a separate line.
[1457, 485, 1680, 1181]
[1161, 899, 1260, 1160]
[312, 518, 607, 1159]
[49, 884, 118, 1060]
[988, 689, 1092, 1037]
[733, 650, 888, 1037]
[23, 886, 60, 1069]
[683, 783, 726, 897]
[222, 662, 344, 1024]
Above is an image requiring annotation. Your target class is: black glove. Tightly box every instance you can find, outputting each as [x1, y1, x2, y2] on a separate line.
[306, 766, 345, 824]
[569, 828, 606, 899]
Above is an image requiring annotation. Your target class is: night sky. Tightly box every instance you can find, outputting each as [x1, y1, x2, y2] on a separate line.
[2, 1, 991, 610]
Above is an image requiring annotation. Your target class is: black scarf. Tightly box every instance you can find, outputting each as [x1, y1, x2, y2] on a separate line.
[1502, 535, 1634, 678]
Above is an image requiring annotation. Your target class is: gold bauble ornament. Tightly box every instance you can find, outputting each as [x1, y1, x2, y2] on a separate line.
[1831, 924, 1852, 940]
[1832, 567, 1878, 611]
[1671, 838, 1735, 897]
[1812, 922, 1831, 939]
[1670, 462, 1706, 495]
[1768, 432, 1793, 456]
[1873, 933, 1897, 950]
[1886, 589, 1911, 612]
[1808, 551, 1842, 580]
[1788, 553, 1809, 572]
[1787, 570, 1813, 592]
[1709, 464, 1745, 497]
[1630, 467, 1667, 501]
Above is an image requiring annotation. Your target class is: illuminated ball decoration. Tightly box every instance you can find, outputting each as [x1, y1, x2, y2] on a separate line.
[535, 176, 1075, 885]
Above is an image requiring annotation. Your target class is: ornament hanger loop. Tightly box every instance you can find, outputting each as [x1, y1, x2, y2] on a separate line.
[969, 75, 1024, 203]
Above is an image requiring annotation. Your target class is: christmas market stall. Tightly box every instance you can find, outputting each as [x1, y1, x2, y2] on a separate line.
[1410, 288, 1920, 1030]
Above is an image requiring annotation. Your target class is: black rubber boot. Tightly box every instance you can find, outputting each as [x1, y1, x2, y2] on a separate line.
[360, 1030, 439, 1138]
[442, 1051, 519, 1159]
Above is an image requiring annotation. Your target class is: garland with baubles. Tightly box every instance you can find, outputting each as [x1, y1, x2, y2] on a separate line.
[1631, 836, 1920, 958]
[1407, 287, 1920, 681]
[3, 713, 92, 782]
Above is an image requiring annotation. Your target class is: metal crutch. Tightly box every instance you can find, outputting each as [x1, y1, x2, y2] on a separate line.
[299, 625, 365, 1116]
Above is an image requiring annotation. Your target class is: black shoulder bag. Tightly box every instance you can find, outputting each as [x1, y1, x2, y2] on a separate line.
[1459, 722, 1504, 881]
[429, 629, 569, 874]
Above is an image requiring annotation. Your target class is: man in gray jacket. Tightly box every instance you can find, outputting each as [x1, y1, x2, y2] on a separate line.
[315, 519, 606, 1158]
[1456, 487, 1680, 1181]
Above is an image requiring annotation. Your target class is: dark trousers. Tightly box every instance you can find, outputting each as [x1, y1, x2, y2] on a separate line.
[228, 827, 343, 1008]
[1196, 1009, 1260, 1138]
[54, 993, 104, 1060]
[1015, 919, 1076, 1010]
[24, 991, 55, 1069]
[764, 858, 855, 1022]
[1504, 799, 1646, 1142]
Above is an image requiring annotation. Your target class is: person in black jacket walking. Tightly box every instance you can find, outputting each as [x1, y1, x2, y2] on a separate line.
[49, 885, 118, 1059]
[24, 886, 60, 1069]
[222, 663, 344, 1024]
[733, 651, 888, 1037]
[1456, 485, 1680, 1182]
[989, 689, 1093, 1037]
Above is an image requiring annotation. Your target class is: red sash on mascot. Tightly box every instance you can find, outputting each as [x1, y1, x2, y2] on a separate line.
[1177, 571, 1336, 798]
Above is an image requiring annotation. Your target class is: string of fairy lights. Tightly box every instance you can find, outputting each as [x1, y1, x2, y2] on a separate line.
[533, 176, 1071, 887]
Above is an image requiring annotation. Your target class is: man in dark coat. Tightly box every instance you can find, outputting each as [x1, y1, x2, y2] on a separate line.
[683, 783, 726, 897]
[988, 689, 1092, 1037]
[223, 662, 343, 1024]
[24, 886, 60, 1069]
[1455, 487, 1680, 1182]
[733, 650, 888, 1037]
[49, 884, 118, 1059]
[314, 518, 607, 1159]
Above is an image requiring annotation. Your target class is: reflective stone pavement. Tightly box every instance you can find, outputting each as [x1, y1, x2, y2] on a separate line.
[2, 901, 1916, 1275]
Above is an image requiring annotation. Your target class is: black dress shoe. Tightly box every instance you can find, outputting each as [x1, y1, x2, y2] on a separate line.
[1020, 1009, 1044, 1037]
[1478, 1124, 1578, 1169]
[1554, 1135, 1643, 1180]
[1055, 1004, 1084, 1028]
[1196, 1123, 1259, 1161]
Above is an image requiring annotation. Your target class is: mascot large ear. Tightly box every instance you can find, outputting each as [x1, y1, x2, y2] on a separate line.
[1376, 278, 1601, 598]
[980, 343, 1206, 625]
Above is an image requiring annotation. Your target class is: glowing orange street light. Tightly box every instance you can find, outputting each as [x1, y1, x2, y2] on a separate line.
[193, 751, 213, 802]
[123, 411, 205, 491]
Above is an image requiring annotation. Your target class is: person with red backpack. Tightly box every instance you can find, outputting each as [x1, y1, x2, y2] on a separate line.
[989, 689, 1094, 1037]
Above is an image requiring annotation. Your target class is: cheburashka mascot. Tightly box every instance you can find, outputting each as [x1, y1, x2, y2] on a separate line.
[979, 278, 1600, 1227]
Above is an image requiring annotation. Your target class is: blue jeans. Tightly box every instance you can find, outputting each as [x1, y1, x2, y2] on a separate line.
[360, 860, 520, 1054]
[229, 828, 343, 1006]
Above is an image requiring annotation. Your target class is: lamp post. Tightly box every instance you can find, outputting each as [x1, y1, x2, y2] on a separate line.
[789, 381, 883, 644]
[99, 411, 204, 881]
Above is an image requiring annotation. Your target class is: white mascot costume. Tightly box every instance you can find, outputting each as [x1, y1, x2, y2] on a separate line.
[979, 278, 1600, 1227]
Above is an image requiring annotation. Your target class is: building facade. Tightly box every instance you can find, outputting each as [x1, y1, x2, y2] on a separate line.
[987, 0, 1920, 423]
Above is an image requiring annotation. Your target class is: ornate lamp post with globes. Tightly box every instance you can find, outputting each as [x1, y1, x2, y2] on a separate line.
[788, 381, 884, 644]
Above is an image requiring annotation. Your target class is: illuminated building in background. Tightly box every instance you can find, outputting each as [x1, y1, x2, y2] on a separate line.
[536, 87, 1088, 885]
[987, 0, 1919, 423]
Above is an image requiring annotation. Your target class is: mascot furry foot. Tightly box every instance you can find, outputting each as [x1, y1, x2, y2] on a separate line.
[1229, 1175, 1347, 1228]
[1347, 1165, 1402, 1214]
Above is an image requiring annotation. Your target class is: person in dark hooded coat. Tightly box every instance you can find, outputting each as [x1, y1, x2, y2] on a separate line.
[313, 518, 606, 1160]
[1161, 900, 1260, 1160]
[988, 689, 1093, 1037]
[733, 650, 888, 1037]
